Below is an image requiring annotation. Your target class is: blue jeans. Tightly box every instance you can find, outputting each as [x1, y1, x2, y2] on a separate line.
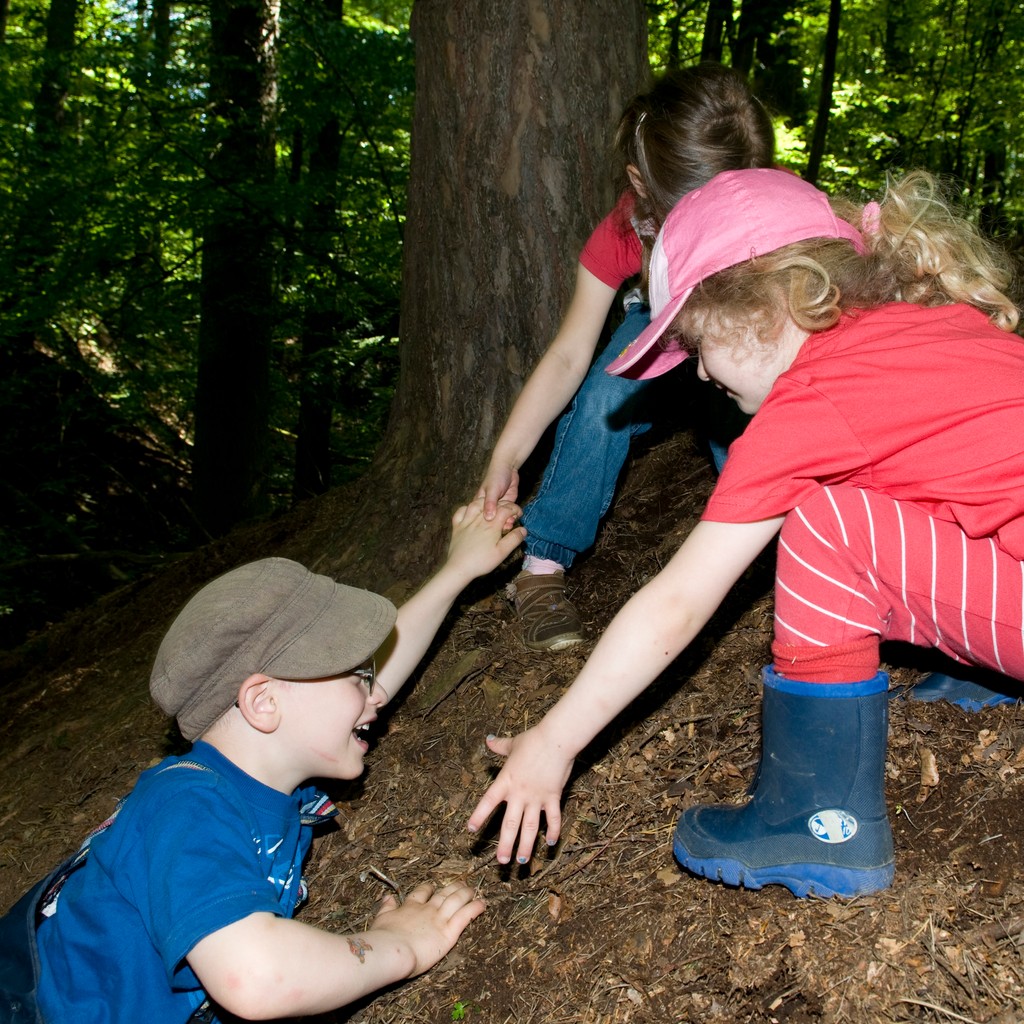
[707, 436, 730, 473]
[522, 304, 657, 568]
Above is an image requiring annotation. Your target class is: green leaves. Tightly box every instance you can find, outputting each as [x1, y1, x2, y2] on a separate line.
[647, 0, 1024, 223]
[0, 0, 412, 644]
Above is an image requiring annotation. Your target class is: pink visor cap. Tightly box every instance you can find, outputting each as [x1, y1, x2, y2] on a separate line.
[606, 168, 865, 380]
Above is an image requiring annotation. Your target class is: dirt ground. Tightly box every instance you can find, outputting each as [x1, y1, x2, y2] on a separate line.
[3, 420, 1024, 1024]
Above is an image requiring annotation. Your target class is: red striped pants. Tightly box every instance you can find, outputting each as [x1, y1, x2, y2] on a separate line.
[773, 485, 1024, 681]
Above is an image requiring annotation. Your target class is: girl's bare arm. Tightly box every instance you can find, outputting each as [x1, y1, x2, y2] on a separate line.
[467, 516, 785, 863]
[478, 265, 617, 516]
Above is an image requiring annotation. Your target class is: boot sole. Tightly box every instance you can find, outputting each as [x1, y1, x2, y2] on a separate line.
[673, 835, 894, 898]
[523, 634, 584, 652]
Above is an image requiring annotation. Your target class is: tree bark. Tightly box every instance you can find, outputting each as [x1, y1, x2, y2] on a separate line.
[33, 0, 78, 150]
[804, 0, 841, 185]
[3, 0, 79, 357]
[8, 0, 79, 297]
[733, 0, 793, 77]
[700, 0, 731, 64]
[192, 0, 280, 537]
[328, 0, 647, 586]
[293, 0, 345, 501]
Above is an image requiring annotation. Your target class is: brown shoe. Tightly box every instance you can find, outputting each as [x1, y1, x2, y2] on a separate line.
[509, 570, 584, 651]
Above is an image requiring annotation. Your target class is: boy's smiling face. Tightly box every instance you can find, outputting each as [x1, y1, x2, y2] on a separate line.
[279, 666, 384, 782]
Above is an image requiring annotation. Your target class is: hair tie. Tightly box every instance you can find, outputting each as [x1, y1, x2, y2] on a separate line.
[861, 200, 882, 236]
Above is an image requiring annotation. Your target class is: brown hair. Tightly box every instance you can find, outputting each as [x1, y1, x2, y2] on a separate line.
[615, 63, 775, 283]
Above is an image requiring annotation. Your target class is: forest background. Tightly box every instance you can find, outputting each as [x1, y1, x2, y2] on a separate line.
[1, 0, 1021, 654]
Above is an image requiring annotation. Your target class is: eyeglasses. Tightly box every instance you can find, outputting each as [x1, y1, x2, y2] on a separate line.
[353, 661, 377, 697]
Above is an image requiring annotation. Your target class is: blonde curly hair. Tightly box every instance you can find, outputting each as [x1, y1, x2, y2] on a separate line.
[675, 170, 1019, 350]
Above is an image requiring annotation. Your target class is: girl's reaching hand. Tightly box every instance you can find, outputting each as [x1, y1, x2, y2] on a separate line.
[466, 725, 574, 865]
[476, 462, 520, 521]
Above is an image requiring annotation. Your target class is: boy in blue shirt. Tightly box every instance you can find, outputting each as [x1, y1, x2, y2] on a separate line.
[13, 498, 523, 1023]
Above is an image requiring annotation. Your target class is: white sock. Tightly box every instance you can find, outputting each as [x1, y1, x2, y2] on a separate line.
[522, 555, 565, 576]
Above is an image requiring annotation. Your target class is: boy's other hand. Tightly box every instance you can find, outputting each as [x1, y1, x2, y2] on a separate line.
[372, 882, 486, 976]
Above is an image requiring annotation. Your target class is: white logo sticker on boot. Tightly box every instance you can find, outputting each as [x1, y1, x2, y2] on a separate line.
[808, 809, 858, 844]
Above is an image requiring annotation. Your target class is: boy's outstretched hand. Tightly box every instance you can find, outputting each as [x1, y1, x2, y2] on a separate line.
[374, 496, 525, 705]
[371, 881, 486, 977]
[445, 496, 526, 582]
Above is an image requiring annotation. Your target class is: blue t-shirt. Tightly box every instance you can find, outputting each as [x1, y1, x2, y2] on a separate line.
[36, 742, 328, 1024]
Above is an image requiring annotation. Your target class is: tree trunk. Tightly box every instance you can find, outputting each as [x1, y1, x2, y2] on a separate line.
[700, 0, 731, 64]
[1, 0, 81, 547]
[3, 0, 79, 351]
[979, 144, 1006, 235]
[192, 0, 280, 537]
[883, 0, 912, 75]
[151, 0, 172, 85]
[804, 0, 841, 185]
[733, 0, 793, 77]
[328, 0, 648, 587]
[8, 0, 78, 302]
[293, 0, 345, 501]
[33, 0, 78, 150]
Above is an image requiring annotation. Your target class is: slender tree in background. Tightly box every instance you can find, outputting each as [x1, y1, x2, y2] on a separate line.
[732, 0, 788, 75]
[12, 0, 80, 332]
[950, 0, 1012, 235]
[700, 0, 731, 63]
[285, 1, 411, 502]
[292, 0, 347, 500]
[1, 0, 95, 576]
[328, 0, 648, 586]
[192, 0, 280, 537]
[804, 0, 841, 185]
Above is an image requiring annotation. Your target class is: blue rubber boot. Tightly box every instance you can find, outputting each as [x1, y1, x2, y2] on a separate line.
[674, 667, 894, 898]
[907, 672, 1019, 711]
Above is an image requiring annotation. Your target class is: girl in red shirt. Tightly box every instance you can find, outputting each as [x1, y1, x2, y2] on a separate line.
[467, 167, 1020, 899]
[475, 65, 774, 651]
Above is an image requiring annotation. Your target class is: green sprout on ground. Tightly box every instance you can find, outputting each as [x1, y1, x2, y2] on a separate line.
[451, 998, 480, 1020]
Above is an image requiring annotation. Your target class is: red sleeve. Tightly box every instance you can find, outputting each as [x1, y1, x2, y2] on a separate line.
[579, 190, 643, 288]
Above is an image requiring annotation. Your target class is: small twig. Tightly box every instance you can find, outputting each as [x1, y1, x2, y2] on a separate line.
[967, 914, 1024, 946]
[359, 864, 404, 904]
[628, 713, 715, 755]
[766, 985, 801, 1012]
[895, 998, 981, 1024]
[542, 828, 629, 884]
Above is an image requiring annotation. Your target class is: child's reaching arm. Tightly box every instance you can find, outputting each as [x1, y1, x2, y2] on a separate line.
[466, 516, 784, 864]
[187, 881, 485, 1018]
[477, 265, 617, 518]
[373, 497, 526, 703]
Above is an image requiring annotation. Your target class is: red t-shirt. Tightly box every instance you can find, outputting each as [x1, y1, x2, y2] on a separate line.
[703, 303, 1024, 559]
[579, 190, 643, 288]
